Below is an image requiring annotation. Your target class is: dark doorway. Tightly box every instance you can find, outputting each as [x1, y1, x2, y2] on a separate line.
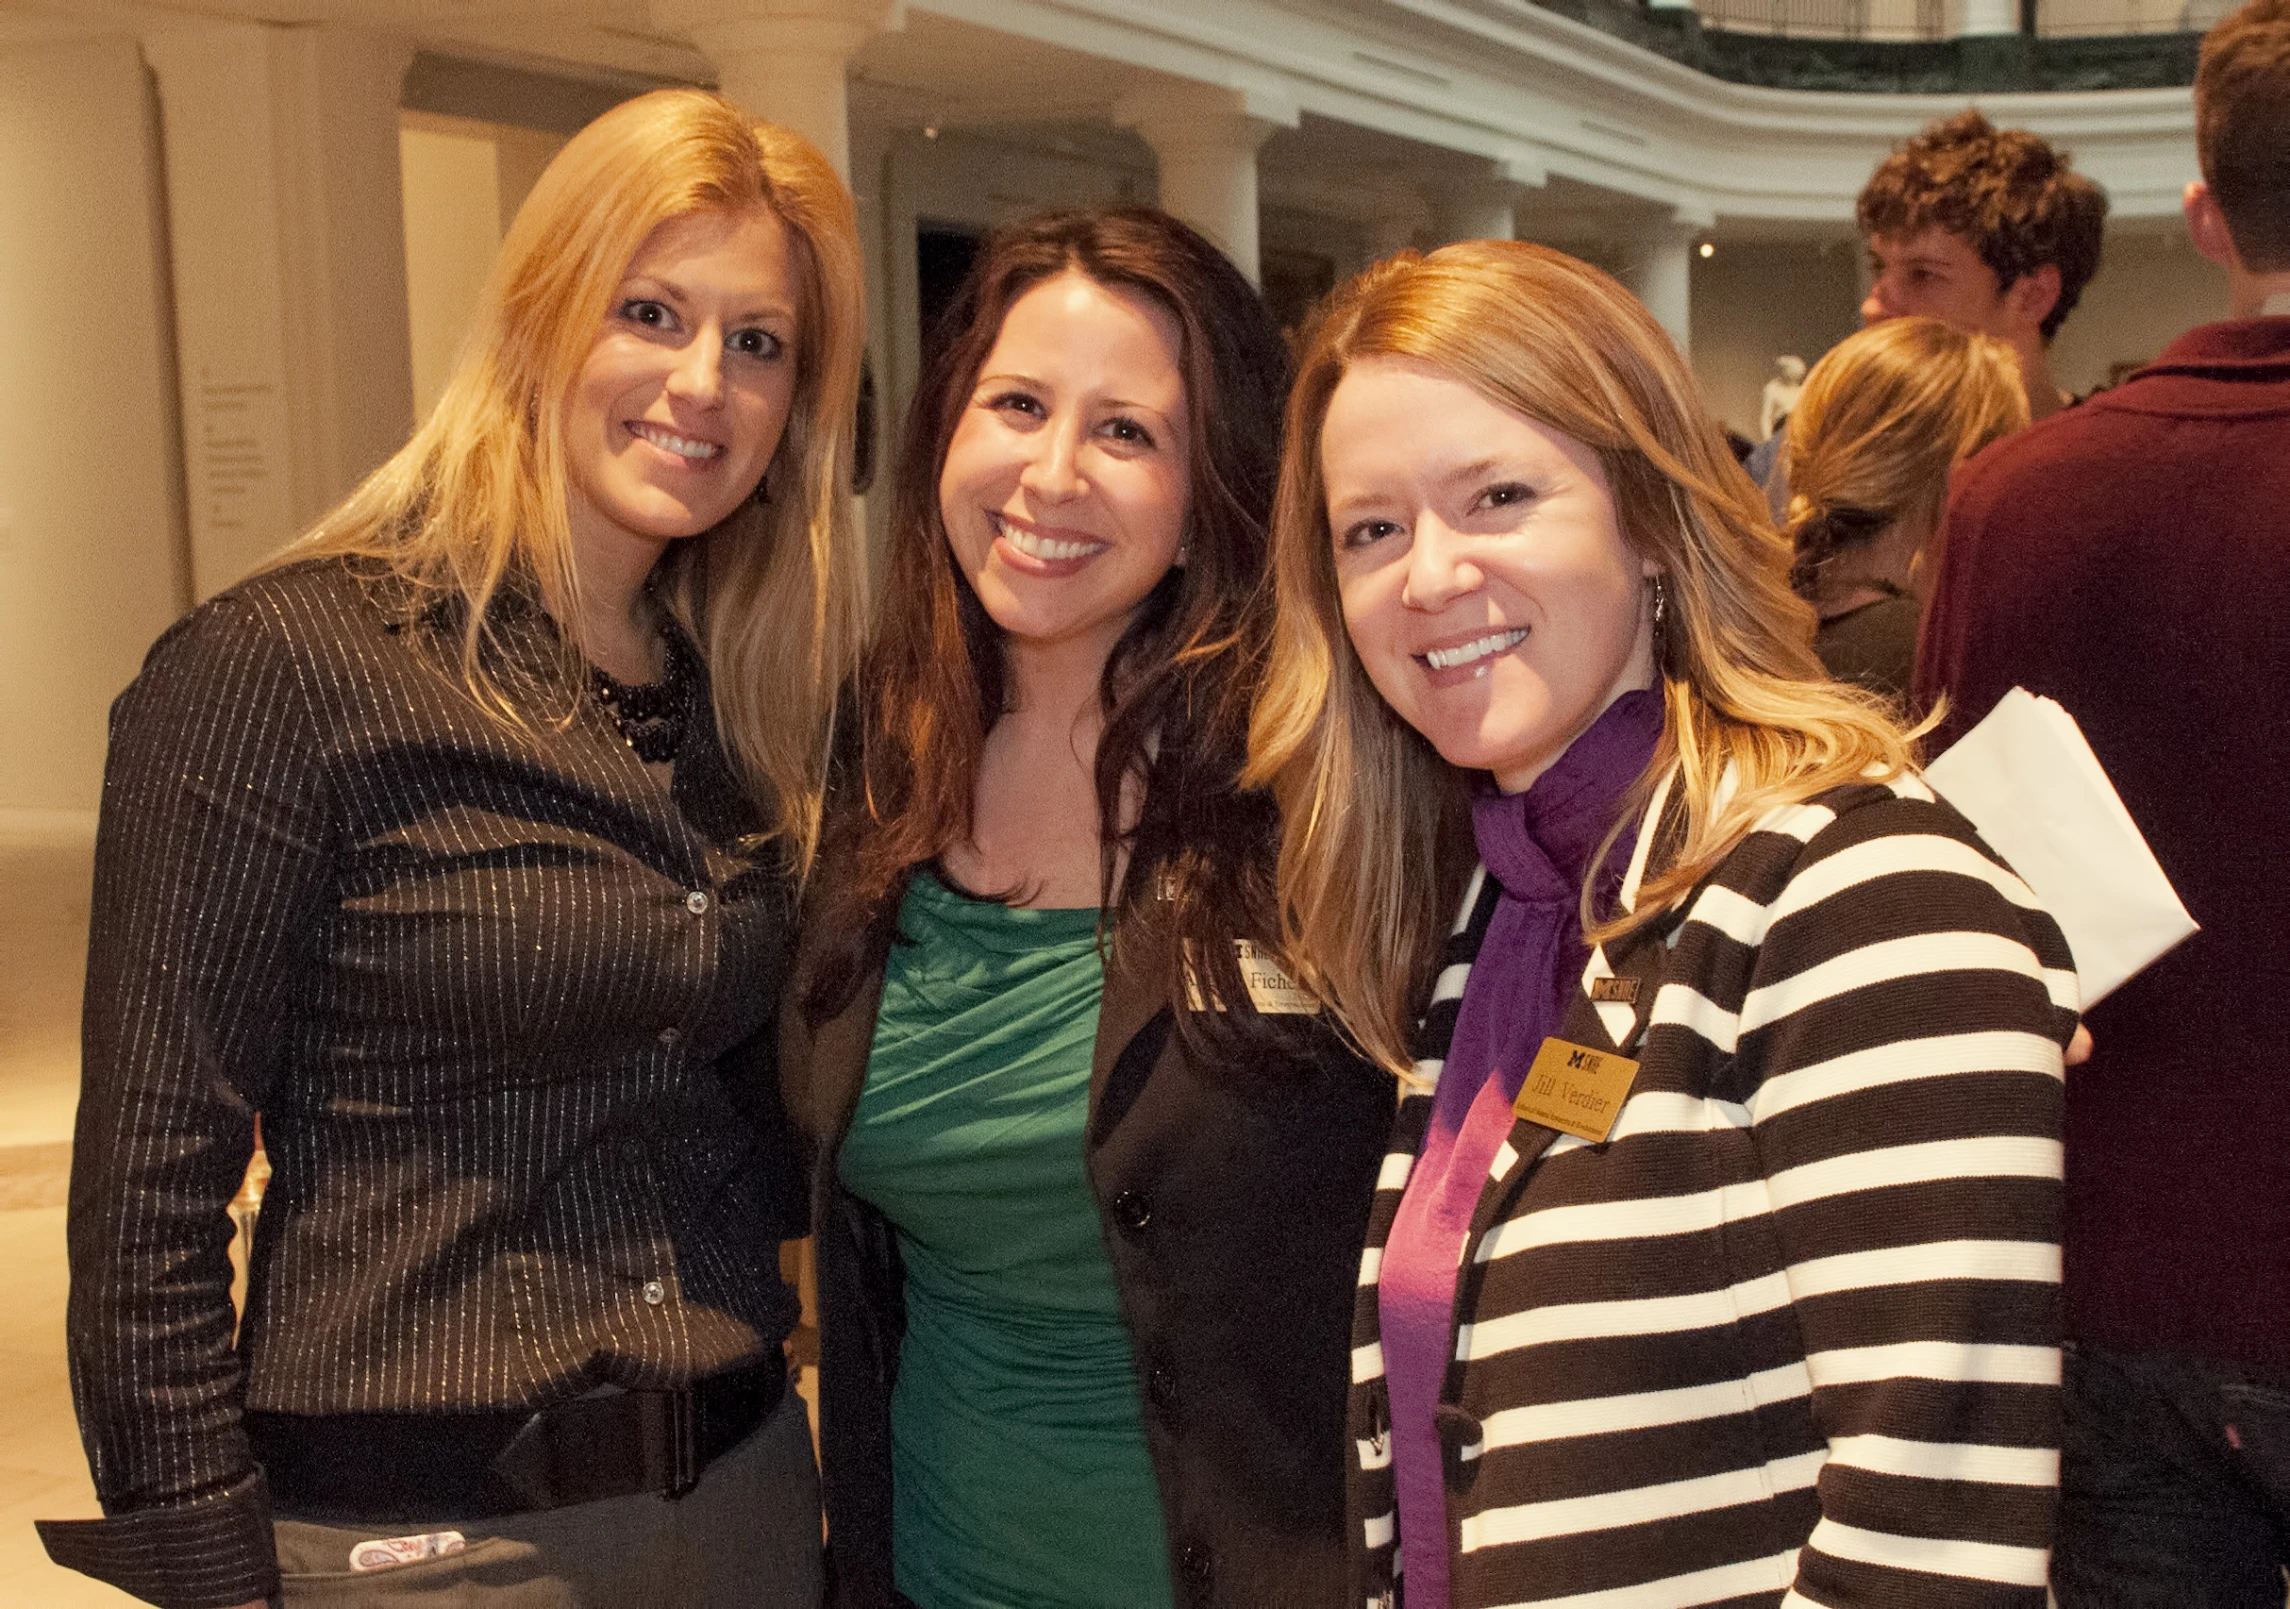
[917, 221, 986, 374]
[1260, 248, 1339, 342]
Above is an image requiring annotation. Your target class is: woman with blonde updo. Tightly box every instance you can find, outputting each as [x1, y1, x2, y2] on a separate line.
[1783, 316, 2027, 700]
[42, 89, 864, 1608]
[1250, 242, 2076, 1608]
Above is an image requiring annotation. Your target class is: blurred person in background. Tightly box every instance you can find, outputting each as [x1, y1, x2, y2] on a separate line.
[38, 88, 867, 1609]
[1747, 109, 2107, 503]
[1782, 315, 2027, 702]
[1916, 3, 2290, 1601]
[1855, 109, 2107, 423]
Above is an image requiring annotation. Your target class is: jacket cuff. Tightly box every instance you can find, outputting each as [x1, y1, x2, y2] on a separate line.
[38, 1467, 279, 1609]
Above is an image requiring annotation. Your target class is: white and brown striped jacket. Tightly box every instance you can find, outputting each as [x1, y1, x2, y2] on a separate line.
[1348, 771, 2078, 1609]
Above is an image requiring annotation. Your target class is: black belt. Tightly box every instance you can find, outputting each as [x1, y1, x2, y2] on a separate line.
[248, 1356, 788, 1523]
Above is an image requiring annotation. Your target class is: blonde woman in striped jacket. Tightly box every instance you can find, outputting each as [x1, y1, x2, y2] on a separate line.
[1247, 241, 2080, 1609]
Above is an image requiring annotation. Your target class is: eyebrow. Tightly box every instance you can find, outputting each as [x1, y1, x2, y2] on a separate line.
[1103, 396, 1179, 427]
[974, 375, 1177, 424]
[623, 273, 793, 325]
[1324, 455, 1521, 514]
[1323, 490, 1388, 521]
[1441, 456, 1506, 486]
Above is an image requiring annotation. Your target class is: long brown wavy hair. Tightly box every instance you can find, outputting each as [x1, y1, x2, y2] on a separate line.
[1248, 242, 1919, 1078]
[279, 89, 868, 870]
[801, 209, 1294, 1046]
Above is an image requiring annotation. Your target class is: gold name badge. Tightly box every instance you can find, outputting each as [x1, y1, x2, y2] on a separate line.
[1183, 941, 1322, 1015]
[1234, 940, 1321, 1015]
[1512, 1037, 1639, 1143]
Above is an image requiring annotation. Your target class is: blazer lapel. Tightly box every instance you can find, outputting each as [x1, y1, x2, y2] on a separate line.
[778, 952, 885, 1152]
[1089, 900, 1172, 1143]
[1555, 919, 1672, 1060]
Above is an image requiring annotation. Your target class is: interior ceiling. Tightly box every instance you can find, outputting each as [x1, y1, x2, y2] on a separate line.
[848, 10, 1186, 130]
[77, 0, 1797, 233]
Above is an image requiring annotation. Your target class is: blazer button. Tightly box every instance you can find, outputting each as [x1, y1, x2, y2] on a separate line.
[1179, 1541, 1213, 1589]
[1433, 1403, 1483, 1451]
[642, 1279, 667, 1306]
[685, 889, 712, 915]
[1112, 1190, 1152, 1232]
[1148, 1365, 1178, 1414]
[657, 1026, 681, 1048]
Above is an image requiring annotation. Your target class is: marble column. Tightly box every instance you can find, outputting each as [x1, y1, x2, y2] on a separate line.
[1626, 219, 1699, 356]
[144, 19, 417, 597]
[1436, 178, 1522, 245]
[1115, 84, 1296, 284]
[1956, 0, 2021, 34]
[652, 0, 903, 178]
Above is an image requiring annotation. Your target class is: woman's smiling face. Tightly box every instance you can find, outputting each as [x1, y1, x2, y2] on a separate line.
[564, 206, 801, 563]
[937, 270, 1191, 665]
[1323, 355, 1657, 794]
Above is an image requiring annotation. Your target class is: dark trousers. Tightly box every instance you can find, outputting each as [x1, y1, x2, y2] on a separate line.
[2053, 1339, 2290, 1608]
[272, 1388, 822, 1606]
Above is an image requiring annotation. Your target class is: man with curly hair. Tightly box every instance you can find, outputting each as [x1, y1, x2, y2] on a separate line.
[1857, 108, 2109, 420]
[1917, 3, 2290, 1600]
[1747, 110, 2107, 493]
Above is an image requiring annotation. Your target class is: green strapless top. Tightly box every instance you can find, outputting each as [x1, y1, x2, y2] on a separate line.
[837, 874, 1174, 1609]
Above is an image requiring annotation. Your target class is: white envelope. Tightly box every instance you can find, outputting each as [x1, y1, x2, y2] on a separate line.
[1924, 687, 2197, 1006]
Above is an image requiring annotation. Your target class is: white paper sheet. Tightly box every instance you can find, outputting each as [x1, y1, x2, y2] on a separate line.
[1924, 687, 2197, 1005]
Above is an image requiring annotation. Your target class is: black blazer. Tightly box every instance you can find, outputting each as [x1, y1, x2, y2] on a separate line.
[782, 881, 1392, 1609]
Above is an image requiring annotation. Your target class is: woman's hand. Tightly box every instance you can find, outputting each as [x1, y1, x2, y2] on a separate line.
[2067, 1024, 2093, 1066]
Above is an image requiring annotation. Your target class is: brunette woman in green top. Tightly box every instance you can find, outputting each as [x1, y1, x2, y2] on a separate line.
[781, 210, 1393, 1609]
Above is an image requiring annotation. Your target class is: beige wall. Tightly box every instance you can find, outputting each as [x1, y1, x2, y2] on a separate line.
[0, 38, 189, 817]
[2052, 226, 2232, 396]
[1688, 237, 1866, 442]
[401, 114, 503, 423]
[144, 21, 418, 599]
[398, 111, 570, 425]
[1686, 223, 2234, 443]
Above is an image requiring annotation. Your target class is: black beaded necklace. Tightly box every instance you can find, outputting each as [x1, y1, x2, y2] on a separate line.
[589, 634, 691, 764]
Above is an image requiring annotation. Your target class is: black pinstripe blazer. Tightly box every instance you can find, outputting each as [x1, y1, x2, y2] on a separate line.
[39, 558, 806, 1609]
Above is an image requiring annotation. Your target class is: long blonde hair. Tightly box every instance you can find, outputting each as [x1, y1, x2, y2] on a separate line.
[281, 88, 867, 870]
[1246, 242, 1918, 1077]
[1783, 316, 2026, 599]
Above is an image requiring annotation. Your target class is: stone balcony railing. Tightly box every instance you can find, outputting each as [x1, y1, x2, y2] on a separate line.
[1542, 0, 2211, 89]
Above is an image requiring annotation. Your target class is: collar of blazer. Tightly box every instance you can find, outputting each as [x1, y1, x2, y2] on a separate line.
[778, 874, 1173, 1159]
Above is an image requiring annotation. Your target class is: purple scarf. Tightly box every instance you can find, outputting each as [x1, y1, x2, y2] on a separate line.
[1380, 688, 1664, 1607]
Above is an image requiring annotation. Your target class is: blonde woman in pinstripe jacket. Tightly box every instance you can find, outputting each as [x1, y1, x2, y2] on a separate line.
[1247, 241, 2081, 1608]
[41, 91, 867, 1609]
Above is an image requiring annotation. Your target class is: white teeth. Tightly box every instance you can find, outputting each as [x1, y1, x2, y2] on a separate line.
[1424, 628, 1529, 671]
[995, 515, 1106, 562]
[631, 422, 722, 460]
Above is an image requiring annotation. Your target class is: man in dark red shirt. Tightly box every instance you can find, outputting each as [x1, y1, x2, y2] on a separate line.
[1916, 4, 2290, 1601]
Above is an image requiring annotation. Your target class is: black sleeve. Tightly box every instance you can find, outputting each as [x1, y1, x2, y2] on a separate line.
[41, 596, 339, 1608]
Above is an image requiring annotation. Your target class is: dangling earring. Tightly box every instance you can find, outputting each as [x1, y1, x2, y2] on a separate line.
[751, 471, 772, 507]
[1173, 542, 1189, 568]
[1650, 573, 1670, 668]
